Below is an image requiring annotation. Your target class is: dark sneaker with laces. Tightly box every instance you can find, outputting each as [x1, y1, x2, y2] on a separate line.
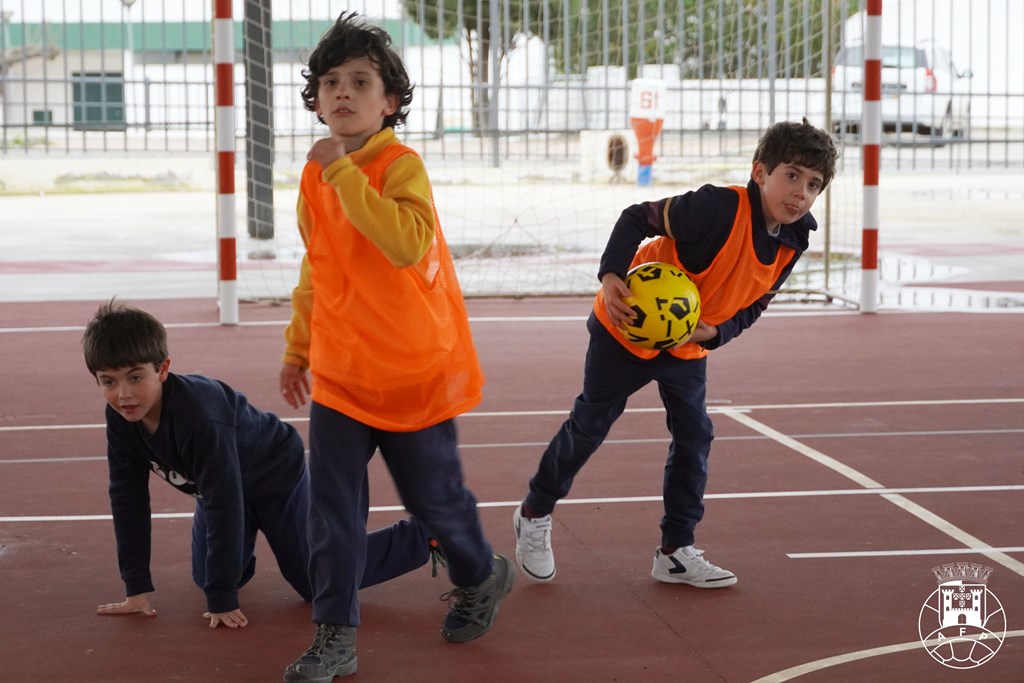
[440, 554, 515, 643]
[283, 623, 357, 682]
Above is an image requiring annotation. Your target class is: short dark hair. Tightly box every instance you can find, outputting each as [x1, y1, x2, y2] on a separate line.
[82, 300, 168, 375]
[300, 12, 413, 129]
[753, 118, 839, 189]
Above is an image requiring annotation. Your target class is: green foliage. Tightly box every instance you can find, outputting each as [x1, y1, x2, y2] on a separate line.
[399, 0, 547, 131]
[545, 0, 856, 79]
[400, 0, 857, 81]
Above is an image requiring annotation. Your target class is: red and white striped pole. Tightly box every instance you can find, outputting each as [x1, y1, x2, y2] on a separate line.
[860, 0, 882, 313]
[214, 0, 239, 324]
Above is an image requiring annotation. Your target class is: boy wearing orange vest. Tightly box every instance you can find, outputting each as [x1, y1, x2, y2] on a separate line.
[279, 13, 513, 682]
[513, 119, 838, 588]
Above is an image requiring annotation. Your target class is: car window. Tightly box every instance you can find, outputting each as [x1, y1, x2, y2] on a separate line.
[836, 45, 926, 68]
[881, 46, 923, 68]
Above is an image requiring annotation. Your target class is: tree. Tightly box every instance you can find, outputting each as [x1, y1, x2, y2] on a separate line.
[541, 0, 856, 80]
[398, 0, 858, 133]
[400, 0, 545, 134]
[1, 44, 60, 76]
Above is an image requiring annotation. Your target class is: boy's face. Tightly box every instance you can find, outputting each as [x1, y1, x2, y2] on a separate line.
[95, 359, 170, 434]
[752, 161, 825, 229]
[314, 57, 398, 152]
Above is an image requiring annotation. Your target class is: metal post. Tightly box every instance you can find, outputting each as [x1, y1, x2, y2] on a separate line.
[0, 10, 12, 152]
[214, 0, 239, 325]
[861, 0, 882, 313]
[767, 0, 777, 123]
[488, 0, 500, 168]
[244, 0, 275, 242]
[121, 0, 136, 136]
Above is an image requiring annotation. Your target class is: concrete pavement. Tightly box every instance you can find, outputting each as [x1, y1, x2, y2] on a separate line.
[1, 153, 1022, 309]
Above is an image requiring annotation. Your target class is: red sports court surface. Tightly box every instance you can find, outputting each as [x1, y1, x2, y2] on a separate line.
[1, 297, 1021, 682]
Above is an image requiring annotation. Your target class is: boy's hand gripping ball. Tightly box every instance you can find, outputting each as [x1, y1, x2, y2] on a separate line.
[622, 262, 701, 350]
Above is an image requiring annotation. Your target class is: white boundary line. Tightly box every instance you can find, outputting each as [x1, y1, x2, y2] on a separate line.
[5, 487, 1023, 523]
[2, 397, 1022, 432]
[749, 630, 1024, 683]
[788, 547, 1024, 559]
[720, 408, 1024, 579]
[0, 308, 861, 335]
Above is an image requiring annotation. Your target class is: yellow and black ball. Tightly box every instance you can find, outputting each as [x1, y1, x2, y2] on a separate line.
[622, 262, 701, 350]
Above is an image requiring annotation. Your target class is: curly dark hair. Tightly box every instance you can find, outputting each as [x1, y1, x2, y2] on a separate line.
[300, 12, 413, 130]
[82, 300, 168, 375]
[753, 118, 840, 189]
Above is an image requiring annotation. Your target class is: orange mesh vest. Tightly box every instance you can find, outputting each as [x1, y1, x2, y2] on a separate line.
[595, 186, 795, 360]
[301, 144, 484, 431]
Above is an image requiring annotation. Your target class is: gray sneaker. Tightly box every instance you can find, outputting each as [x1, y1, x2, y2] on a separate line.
[440, 554, 515, 643]
[283, 623, 357, 682]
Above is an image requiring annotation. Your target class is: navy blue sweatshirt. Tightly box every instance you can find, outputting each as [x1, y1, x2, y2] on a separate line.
[105, 373, 303, 613]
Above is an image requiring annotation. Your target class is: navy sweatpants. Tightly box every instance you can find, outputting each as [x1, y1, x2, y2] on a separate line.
[524, 313, 715, 549]
[191, 466, 431, 606]
[306, 401, 494, 627]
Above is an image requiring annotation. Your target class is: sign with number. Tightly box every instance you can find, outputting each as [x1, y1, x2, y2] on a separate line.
[629, 78, 666, 121]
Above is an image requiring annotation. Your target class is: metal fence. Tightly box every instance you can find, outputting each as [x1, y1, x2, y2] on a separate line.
[1, 0, 1022, 303]
[2, 1, 1021, 163]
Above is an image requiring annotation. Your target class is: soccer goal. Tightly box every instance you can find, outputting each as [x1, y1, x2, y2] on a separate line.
[224, 1, 867, 320]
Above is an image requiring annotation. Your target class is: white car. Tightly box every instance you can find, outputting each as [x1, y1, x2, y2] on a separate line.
[831, 40, 972, 142]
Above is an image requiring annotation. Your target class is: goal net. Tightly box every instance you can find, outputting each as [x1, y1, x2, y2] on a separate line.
[235, 0, 863, 306]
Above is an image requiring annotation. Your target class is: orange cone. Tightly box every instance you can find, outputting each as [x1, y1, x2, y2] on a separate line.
[630, 117, 664, 186]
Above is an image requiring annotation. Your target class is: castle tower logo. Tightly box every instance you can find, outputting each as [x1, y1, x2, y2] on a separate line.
[918, 562, 1007, 669]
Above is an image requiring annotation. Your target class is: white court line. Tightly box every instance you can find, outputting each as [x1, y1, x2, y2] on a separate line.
[749, 630, 1024, 683]
[465, 397, 1024, 417]
[2, 397, 1022, 432]
[3, 428, 1022, 458]
[789, 547, 1024, 559]
[5, 486, 1023, 523]
[5, 429, 1021, 465]
[0, 308, 859, 335]
[721, 408, 1024, 579]
[0, 318, 587, 334]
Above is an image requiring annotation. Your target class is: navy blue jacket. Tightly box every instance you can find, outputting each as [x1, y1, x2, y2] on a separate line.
[105, 373, 303, 613]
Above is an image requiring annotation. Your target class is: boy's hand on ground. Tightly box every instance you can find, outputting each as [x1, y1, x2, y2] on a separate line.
[280, 362, 311, 409]
[203, 609, 249, 629]
[601, 273, 637, 329]
[97, 593, 157, 617]
[307, 136, 347, 170]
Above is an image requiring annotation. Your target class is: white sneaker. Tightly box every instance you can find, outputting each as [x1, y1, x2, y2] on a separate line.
[651, 546, 737, 588]
[512, 505, 556, 582]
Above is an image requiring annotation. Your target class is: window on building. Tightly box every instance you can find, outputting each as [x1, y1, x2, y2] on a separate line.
[72, 72, 126, 131]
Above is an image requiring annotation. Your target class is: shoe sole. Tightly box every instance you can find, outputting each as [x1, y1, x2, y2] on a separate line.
[441, 556, 516, 643]
[519, 561, 556, 582]
[282, 656, 358, 683]
[513, 509, 556, 582]
[652, 570, 738, 588]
